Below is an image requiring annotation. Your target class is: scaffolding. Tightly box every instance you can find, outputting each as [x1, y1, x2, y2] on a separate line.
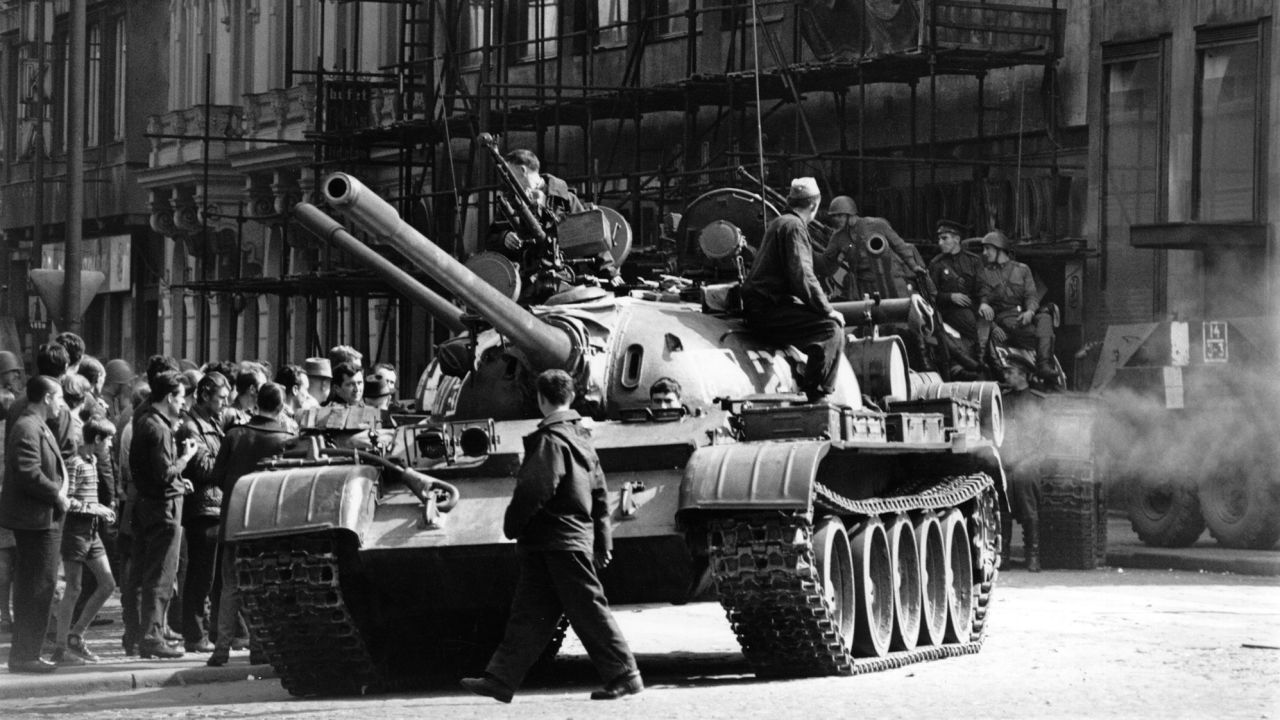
[302, 0, 1070, 254]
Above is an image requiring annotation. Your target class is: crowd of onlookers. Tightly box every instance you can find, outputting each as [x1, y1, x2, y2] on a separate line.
[0, 334, 402, 673]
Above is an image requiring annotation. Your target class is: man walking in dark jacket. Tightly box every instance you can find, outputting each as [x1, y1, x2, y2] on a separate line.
[461, 370, 641, 703]
[206, 383, 297, 667]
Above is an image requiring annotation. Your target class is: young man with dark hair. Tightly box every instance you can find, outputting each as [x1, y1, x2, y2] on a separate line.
[328, 362, 364, 407]
[462, 369, 641, 703]
[206, 382, 297, 667]
[53, 332, 85, 373]
[0, 376, 69, 673]
[648, 377, 682, 410]
[51, 417, 117, 664]
[130, 370, 198, 659]
[177, 371, 230, 652]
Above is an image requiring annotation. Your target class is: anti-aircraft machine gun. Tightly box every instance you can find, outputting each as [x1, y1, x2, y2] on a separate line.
[228, 173, 1011, 696]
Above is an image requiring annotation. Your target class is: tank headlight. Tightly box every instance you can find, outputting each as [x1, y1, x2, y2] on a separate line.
[458, 426, 491, 457]
[417, 429, 452, 460]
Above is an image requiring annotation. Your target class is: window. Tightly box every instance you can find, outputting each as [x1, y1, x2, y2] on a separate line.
[517, 0, 558, 61]
[598, 0, 628, 48]
[1194, 24, 1265, 221]
[650, 0, 690, 38]
[461, 1, 488, 69]
[86, 23, 100, 146]
[1100, 40, 1167, 313]
[112, 17, 125, 140]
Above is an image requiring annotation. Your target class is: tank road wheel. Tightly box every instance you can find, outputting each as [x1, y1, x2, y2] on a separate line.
[1200, 471, 1280, 550]
[886, 515, 921, 652]
[849, 519, 894, 658]
[914, 513, 948, 647]
[941, 510, 974, 644]
[812, 517, 856, 652]
[1126, 476, 1205, 548]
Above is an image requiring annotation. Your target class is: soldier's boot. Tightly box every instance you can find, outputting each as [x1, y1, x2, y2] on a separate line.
[1033, 318, 1059, 386]
[1000, 515, 1013, 567]
[1023, 525, 1041, 573]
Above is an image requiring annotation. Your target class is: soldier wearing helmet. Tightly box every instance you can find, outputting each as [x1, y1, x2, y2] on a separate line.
[0, 351, 25, 412]
[815, 195, 929, 302]
[978, 230, 1058, 383]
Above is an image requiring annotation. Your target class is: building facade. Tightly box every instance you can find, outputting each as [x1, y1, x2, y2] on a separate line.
[1, 0, 1273, 385]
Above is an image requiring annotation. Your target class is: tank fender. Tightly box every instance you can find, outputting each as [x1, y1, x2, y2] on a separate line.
[678, 441, 828, 515]
[222, 464, 380, 545]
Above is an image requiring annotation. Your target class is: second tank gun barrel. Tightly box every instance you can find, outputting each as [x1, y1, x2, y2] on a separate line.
[293, 203, 467, 334]
[321, 172, 578, 373]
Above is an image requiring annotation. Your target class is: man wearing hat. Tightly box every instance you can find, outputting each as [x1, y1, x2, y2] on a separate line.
[977, 230, 1058, 384]
[928, 219, 984, 370]
[303, 358, 332, 408]
[741, 177, 845, 403]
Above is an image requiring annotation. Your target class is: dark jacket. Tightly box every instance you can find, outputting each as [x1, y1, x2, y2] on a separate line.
[0, 408, 67, 531]
[7, 392, 75, 460]
[742, 212, 833, 316]
[503, 409, 611, 555]
[211, 415, 297, 525]
[929, 250, 984, 309]
[178, 405, 225, 521]
[129, 403, 187, 501]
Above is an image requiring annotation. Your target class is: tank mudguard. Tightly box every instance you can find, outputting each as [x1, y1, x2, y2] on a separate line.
[678, 441, 828, 514]
[222, 465, 380, 545]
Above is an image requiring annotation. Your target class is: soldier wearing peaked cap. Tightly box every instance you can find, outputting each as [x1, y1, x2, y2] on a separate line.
[928, 219, 984, 373]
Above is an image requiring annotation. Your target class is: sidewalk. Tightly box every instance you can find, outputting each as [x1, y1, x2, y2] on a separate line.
[2, 516, 1275, 700]
[0, 596, 274, 700]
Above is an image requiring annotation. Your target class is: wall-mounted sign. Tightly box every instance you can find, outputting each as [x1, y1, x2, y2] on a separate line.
[1203, 321, 1228, 364]
[39, 235, 131, 292]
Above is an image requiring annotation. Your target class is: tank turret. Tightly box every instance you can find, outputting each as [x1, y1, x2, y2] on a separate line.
[322, 172, 580, 375]
[292, 202, 468, 334]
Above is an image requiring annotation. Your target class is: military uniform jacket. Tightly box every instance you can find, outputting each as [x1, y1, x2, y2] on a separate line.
[503, 409, 611, 555]
[929, 250, 984, 308]
[0, 408, 67, 531]
[742, 212, 833, 315]
[979, 260, 1039, 315]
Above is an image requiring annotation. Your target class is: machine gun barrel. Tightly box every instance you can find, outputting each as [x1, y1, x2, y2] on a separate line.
[321, 173, 577, 372]
[479, 132, 551, 247]
[293, 203, 467, 334]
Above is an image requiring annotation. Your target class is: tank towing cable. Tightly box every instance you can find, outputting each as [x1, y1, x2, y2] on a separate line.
[263, 445, 461, 528]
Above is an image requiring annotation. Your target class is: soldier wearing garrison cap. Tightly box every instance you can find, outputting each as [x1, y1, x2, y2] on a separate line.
[928, 218, 984, 373]
[741, 177, 845, 403]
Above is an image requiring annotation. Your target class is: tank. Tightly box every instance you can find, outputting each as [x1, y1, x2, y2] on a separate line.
[227, 173, 1010, 696]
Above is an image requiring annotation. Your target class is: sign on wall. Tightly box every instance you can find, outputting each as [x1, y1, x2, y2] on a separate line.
[39, 235, 131, 292]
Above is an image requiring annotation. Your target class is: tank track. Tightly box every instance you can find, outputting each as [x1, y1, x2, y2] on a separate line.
[708, 473, 996, 678]
[235, 533, 383, 696]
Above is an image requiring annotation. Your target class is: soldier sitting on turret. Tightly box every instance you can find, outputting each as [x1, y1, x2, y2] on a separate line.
[741, 177, 845, 404]
[487, 148, 620, 301]
[977, 230, 1058, 384]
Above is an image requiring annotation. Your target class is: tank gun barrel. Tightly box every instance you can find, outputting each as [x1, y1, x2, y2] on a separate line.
[293, 203, 467, 334]
[320, 173, 577, 372]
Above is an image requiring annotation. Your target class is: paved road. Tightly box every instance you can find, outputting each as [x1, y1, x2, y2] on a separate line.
[1, 568, 1276, 719]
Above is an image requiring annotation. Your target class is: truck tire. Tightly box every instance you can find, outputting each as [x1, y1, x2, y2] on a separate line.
[1200, 471, 1280, 550]
[1125, 476, 1204, 548]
